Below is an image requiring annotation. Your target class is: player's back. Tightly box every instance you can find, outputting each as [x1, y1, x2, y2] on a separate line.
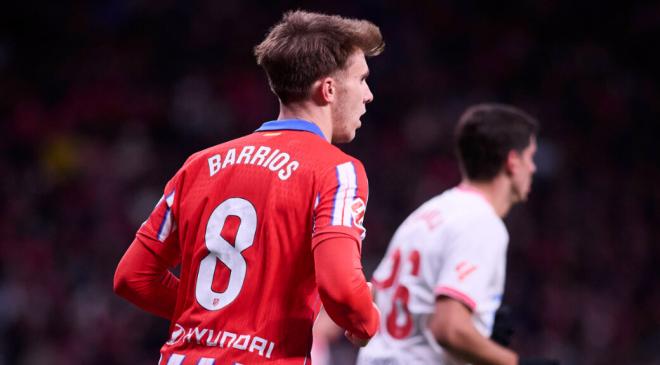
[358, 187, 508, 365]
[158, 121, 366, 364]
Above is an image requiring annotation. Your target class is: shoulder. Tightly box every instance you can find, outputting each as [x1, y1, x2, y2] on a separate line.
[304, 143, 366, 178]
[442, 190, 508, 243]
[310, 141, 364, 166]
[458, 211, 508, 250]
[470, 212, 507, 239]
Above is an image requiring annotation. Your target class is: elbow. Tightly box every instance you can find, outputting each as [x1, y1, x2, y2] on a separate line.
[433, 327, 455, 349]
[113, 270, 126, 296]
[317, 281, 379, 339]
[113, 262, 132, 298]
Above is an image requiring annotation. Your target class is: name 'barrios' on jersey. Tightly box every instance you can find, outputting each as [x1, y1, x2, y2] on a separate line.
[207, 144, 300, 181]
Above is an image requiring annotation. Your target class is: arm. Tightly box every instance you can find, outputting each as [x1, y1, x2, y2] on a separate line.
[113, 237, 179, 319]
[114, 178, 182, 319]
[313, 232, 380, 343]
[429, 297, 517, 365]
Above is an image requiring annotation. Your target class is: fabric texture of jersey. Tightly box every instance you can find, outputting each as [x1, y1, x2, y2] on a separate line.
[135, 120, 369, 364]
[357, 186, 508, 365]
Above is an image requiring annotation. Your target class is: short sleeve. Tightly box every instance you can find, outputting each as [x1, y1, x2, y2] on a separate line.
[312, 159, 368, 249]
[433, 216, 507, 311]
[134, 174, 183, 268]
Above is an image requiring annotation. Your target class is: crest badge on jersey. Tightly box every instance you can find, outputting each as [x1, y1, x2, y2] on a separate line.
[351, 197, 367, 239]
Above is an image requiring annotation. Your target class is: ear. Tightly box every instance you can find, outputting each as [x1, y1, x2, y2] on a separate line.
[318, 76, 337, 104]
[504, 150, 520, 177]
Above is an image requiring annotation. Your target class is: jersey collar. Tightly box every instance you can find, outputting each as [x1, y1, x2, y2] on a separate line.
[255, 119, 326, 140]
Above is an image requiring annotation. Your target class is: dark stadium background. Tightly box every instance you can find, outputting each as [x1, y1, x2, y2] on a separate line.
[1, 1, 659, 364]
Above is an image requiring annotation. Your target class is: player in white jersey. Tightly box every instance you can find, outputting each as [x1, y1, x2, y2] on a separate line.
[357, 103, 558, 365]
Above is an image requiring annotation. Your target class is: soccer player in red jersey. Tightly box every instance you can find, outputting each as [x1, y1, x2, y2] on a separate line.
[113, 10, 384, 365]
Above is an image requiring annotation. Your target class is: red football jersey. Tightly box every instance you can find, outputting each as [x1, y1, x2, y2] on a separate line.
[136, 120, 369, 365]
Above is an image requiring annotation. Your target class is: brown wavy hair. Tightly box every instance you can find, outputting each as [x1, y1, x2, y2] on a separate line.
[255, 10, 384, 103]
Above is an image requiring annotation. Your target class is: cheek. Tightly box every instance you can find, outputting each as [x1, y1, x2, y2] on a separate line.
[524, 171, 533, 187]
[515, 171, 528, 187]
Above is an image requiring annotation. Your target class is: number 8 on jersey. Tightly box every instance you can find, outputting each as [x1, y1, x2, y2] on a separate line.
[196, 198, 257, 311]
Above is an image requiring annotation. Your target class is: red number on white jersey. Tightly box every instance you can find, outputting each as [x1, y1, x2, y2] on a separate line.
[381, 248, 421, 339]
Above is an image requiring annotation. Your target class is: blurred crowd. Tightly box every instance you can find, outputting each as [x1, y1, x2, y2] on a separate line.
[1, 1, 659, 364]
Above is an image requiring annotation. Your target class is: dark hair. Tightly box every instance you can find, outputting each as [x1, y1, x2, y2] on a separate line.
[254, 10, 384, 103]
[455, 103, 539, 181]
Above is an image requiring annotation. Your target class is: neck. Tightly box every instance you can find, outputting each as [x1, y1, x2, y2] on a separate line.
[278, 100, 332, 143]
[460, 176, 513, 218]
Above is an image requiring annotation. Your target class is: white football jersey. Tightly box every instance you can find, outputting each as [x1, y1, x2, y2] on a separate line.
[357, 186, 509, 365]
